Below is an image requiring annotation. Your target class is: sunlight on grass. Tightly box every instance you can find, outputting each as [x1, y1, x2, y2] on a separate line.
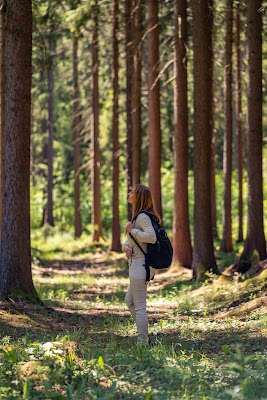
[1, 232, 266, 399]
[31, 227, 113, 261]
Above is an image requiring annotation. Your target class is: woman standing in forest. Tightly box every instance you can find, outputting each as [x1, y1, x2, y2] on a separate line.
[123, 184, 160, 345]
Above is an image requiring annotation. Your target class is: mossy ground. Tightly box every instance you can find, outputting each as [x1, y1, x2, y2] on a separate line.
[0, 233, 266, 399]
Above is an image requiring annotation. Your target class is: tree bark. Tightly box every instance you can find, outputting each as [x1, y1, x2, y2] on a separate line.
[45, 35, 55, 226]
[125, 0, 133, 219]
[192, 0, 218, 280]
[210, 12, 218, 240]
[110, 0, 121, 252]
[91, 3, 102, 242]
[235, 1, 243, 242]
[148, 0, 162, 218]
[0, 0, 37, 299]
[243, 0, 266, 260]
[72, 33, 82, 239]
[132, 0, 142, 186]
[41, 115, 48, 226]
[211, 123, 218, 239]
[220, 0, 233, 252]
[0, 1, 4, 250]
[172, 0, 192, 268]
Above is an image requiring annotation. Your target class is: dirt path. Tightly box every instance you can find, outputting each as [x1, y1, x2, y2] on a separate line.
[0, 257, 266, 353]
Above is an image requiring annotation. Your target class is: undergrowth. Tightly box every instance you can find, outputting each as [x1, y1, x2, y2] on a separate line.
[1, 237, 267, 399]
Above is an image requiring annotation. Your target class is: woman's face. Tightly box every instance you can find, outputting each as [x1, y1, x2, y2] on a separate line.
[128, 188, 134, 204]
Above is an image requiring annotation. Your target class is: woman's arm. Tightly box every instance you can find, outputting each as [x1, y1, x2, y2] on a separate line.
[130, 214, 157, 244]
[122, 240, 129, 253]
[122, 240, 134, 258]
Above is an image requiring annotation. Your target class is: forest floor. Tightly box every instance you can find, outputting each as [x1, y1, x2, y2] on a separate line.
[0, 234, 267, 400]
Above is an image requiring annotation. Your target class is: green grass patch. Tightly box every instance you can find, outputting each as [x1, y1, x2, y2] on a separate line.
[1, 235, 266, 399]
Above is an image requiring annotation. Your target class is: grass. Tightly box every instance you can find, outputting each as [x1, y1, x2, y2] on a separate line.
[0, 233, 267, 399]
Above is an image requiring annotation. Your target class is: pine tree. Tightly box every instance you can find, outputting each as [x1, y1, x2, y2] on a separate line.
[148, 0, 162, 217]
[220, 0, 233, 252]
[235, 0, 244, 243]
[72, 32, 82, 238]
[45, 34, 55, 226]
[132, 0, 142, 186]
[172, 0, 192, 268]
[125, 0, 133, 219]
[91, 1, 102, 242]
[110, 0, 121, 252]
[242, 0, 266, 260]
[0, 0, 38, 299]
[192, 0, 219, 279]
[210, 0, 218, 239]
[0, 0, 4, 249]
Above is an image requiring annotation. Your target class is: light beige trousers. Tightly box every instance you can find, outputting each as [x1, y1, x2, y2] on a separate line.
[125, 257, 148, 343]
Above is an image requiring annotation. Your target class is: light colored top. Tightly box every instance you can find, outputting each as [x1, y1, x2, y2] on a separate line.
[122, 213, 157, 259]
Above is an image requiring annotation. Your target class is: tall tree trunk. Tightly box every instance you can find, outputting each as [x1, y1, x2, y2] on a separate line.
[72, 33, 82, 239]
[0, 0, 37, 299]
[235, 1, 243, 242]
[192, 0, 218, 280]
[41, 118, 48, 226]
[242, 0, 266, 260]
[220, 0, 233, 252]
[132, 0, 142, 186]
[125, 0, 133, 219]
[45, 35, 55, 226]
[211, 123, 218, 239]
[110, 0, 121, 252]
[91, 3, 102, 241]
[172, 0, 192, 268]
[210, 15, 218, 239]
[148, 0, 162, 217]
[0, 1, 4, 250]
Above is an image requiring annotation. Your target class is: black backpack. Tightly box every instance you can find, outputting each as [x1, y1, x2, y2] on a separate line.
[129, 211, 173, 281]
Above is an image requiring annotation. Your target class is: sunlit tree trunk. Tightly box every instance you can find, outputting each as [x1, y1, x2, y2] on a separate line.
[41, 110, 48, 226]
[91, 3, 102, 241]
[72, 33, 82, 239]
[45, 34, 55, 226]
[243, 0, 266, 260]
[235, 1, 243, 243]
[0, 0, 37, 299]
[148, 0, 162, 217]
[192, 0, 218, 280]
[211, 125, 218, 239]
[220, 0, 233, 252]
[125, 0, 133, 219]
[0, 1, 4, 250]
[110, 0, 121, 252]
[132, 0, 142, 186]
[210, 12, 218, 239]
[172, 0, 192, 268]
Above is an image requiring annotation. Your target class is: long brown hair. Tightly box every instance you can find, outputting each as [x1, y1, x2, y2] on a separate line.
[131, 184, 162, 224]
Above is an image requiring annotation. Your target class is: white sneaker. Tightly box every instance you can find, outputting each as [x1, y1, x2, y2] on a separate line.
[137, 336, 149, 346]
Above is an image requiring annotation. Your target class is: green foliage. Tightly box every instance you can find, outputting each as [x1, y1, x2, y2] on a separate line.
[30, 167, 267, 241]
[2, 235, 267, 399]
[30, 0, 267, 242]
[1, 334, 266, 399]
[223, 345, 267, 400]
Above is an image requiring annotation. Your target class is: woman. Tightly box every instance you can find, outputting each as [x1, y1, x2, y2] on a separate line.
[122, 184, 161, 345]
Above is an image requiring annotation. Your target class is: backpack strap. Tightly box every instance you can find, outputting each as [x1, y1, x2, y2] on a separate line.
[145, 264, 150, 282]
[129, 232, 146, 256]
[129, 210, 155, 255]
[129, 231, 150, 281]
[131, 210, 158, 223]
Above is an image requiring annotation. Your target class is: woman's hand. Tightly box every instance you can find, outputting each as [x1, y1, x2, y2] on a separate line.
[124, 244, 134, 258]
[125, 221, 134, 233]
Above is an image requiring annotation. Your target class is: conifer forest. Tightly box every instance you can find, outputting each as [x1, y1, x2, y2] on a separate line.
[0, 0, 266, 399]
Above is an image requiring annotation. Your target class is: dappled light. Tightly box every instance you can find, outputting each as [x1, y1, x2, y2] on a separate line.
[1, 245, 267, 398]
[0, 0, 266, 398]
